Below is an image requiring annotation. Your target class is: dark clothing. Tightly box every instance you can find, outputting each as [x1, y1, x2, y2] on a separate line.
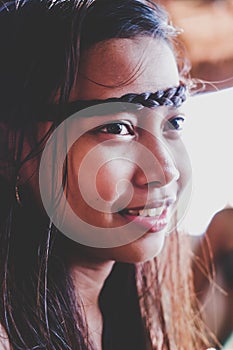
[100, 263, 148, 350]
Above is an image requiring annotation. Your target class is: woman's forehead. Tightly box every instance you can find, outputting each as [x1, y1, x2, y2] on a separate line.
[71, 37, 179, 101]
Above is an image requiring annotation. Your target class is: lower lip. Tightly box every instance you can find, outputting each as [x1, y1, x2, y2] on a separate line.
[121, 209, 168, 233]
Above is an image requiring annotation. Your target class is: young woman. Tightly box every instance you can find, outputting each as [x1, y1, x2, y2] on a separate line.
[0, 0, 214, 349]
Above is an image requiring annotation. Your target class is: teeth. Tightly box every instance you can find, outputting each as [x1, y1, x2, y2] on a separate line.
[127, 206, 164, 217]
[139, 207, 164, 217]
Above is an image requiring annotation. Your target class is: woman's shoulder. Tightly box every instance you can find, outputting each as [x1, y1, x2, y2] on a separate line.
[0, 324, 10, 350]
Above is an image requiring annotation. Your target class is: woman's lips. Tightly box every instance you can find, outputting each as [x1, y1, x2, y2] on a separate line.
[120, 207, 168, 233]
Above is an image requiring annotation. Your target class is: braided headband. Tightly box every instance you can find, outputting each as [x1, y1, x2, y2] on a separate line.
[46, 83, 187, 121]
[76, 83, 187, 109]
[0, 83, 186, 122]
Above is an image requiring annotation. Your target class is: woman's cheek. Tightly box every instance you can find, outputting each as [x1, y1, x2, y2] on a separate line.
[176, 145, 191, 190]
[69, 138, 136, 213]
[167, 138, 191, 189]
[95, 160, 134, 203]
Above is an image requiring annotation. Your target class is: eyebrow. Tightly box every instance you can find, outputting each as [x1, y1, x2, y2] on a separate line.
[0, 83, 187, 122]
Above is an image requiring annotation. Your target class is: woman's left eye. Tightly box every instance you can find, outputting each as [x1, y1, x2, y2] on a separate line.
[96, 122, 135, 136]
[164, 116, 185, 131]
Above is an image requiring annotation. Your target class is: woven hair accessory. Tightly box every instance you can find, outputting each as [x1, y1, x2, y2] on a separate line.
[0, 83, 187, 122]
[46, 83, 187, 121]
[63, 83, 187, 115]
[118, 83, 187, 108]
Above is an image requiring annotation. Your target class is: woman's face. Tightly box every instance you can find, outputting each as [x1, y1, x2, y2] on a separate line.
[31, 37, 191, 263]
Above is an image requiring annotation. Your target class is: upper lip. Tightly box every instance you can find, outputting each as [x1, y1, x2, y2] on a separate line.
[119, 197, 176, 212]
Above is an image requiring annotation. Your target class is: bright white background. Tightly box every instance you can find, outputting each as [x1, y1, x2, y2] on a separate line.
[180, 87, 233, 235]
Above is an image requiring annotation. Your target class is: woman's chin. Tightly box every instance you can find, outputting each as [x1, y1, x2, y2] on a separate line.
[71, 228, 167, 264]
[107, 229, 166, 263]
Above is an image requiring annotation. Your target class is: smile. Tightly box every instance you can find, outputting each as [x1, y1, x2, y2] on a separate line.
[119, 203, 171, 233]
[125, 206, 164, 217]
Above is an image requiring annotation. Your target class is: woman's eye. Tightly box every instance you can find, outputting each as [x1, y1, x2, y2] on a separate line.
[164, 116, 185, 131]
[97, 122, 134, 136]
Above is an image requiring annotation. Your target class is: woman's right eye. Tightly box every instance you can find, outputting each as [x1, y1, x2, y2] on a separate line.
[95, 122, 135, 136]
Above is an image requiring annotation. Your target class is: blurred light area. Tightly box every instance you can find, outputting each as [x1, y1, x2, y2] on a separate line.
[180, 87, 233, 235]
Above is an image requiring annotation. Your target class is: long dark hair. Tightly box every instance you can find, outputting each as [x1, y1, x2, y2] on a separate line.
[0, 1, 211, 349]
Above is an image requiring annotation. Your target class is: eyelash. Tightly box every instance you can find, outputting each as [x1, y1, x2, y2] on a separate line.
[93, 115, 185, 136]
[165, 116, 185, 132]
[95, 121, 135, 136]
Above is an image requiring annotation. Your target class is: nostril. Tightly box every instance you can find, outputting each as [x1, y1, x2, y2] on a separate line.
[147, 180, 162, 188]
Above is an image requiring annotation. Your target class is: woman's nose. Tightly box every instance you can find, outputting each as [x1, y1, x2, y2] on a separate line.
[133, 131, 180, 188]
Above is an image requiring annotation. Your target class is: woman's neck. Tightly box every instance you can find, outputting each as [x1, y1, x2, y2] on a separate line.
[69, 257, 115, 349]
[70, 258, 114, 307]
